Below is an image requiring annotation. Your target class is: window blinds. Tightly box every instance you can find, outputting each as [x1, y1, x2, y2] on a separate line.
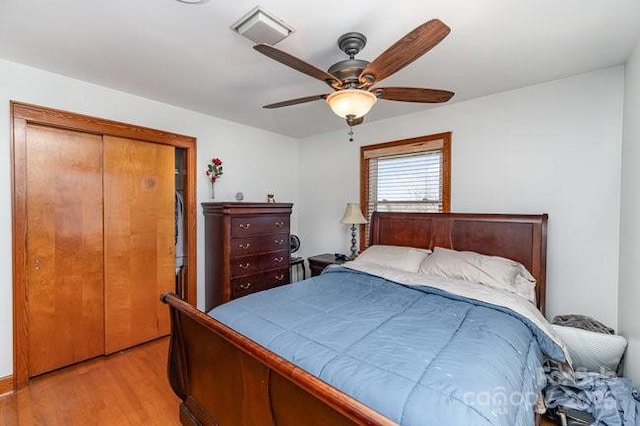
[361, 133, 450, 249]
[368, 150, 443, 212]
[365, 150, 444, 244]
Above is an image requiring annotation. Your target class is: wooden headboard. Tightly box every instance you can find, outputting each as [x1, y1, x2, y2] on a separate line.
[369, 212, 548, 314]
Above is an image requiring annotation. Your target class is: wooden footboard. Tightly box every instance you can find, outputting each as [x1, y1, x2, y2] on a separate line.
[161, 293, 395, 426]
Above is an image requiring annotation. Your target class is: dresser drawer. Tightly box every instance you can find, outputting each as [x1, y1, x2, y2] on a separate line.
[230, 234, 289, 257]
[230, 250, 289, 277]
[231, 268, 289, 299]
[231, 215, 290, 237]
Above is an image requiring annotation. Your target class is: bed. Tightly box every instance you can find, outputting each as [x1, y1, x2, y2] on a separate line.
[162, 212, 566, 425]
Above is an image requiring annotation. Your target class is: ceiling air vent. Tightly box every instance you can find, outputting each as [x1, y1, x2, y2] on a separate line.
[231, 6, 294, 45]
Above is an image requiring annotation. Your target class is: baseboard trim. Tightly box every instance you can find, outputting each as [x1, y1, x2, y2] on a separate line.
[0, 375, 14, 395]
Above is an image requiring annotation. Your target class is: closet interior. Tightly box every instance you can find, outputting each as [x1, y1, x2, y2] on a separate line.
[175, 148, 187, 299]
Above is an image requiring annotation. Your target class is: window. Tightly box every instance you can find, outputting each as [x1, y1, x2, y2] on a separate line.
[360, 132, 451, 247]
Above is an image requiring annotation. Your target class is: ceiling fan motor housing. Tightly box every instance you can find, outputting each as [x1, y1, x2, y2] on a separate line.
[325, 32, 370, 88]
[327, 59, 369, 88]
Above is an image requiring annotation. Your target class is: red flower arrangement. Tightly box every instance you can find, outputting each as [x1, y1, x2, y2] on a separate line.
[205, 157, 223, 182]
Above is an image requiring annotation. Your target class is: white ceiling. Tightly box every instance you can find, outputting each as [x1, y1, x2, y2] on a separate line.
[1, 0, 639, 138]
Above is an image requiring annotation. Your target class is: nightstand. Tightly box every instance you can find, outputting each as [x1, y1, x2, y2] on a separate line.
[308, 253, 347, 277]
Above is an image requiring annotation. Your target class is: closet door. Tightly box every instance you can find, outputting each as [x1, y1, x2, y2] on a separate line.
[103, 136, 175, 354]
[25, 124, 104, 376]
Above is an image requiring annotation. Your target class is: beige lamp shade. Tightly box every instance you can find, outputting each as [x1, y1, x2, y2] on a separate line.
[326, 89, 377, 119]
[340, 203, 368, 225]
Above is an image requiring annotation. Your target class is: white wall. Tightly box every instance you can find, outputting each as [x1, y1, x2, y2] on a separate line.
[619, 39, 640, 384]
[298, 67, 624, 328]
[0, 59, 299, 379]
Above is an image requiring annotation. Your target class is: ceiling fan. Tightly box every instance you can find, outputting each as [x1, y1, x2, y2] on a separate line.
[254, 19, 455, 128]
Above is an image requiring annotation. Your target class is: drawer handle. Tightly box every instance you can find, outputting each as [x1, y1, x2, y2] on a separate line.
[239, 263, 250, 270]
[274, 256, 284, 263]
[239, 223, 250, 230]
[274, 239, 285, 245]
[275, 274, 285, 281]
[240, 283, 251, 290]
[275, 221, 284, 227]
[239, 243, 251, 249]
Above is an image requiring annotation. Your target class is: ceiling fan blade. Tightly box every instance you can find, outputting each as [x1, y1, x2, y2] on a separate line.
[374, 87, 454, 103]
[254, 44, 341, 88]
[359, 19, 450, 86]
[263, 94, 329, 109]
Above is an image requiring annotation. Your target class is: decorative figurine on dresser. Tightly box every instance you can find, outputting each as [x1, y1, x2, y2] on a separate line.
[202, 202, 293, 311]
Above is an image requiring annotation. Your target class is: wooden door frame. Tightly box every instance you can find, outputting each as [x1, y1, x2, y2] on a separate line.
[10, 101, 198, 389]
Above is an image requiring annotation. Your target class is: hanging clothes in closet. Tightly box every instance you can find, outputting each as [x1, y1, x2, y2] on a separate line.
[175, 190, 185, 275]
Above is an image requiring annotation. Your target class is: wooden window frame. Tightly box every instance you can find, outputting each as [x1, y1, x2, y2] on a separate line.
[359, 132, 451, 251]
[10, 101, 198, 389]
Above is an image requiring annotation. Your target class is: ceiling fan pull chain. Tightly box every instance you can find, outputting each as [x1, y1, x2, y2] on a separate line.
[345, 113, 356, 142]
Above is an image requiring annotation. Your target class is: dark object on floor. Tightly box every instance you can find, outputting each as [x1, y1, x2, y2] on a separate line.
[555, 406, 595, 425]
[552, 314, 614, 334]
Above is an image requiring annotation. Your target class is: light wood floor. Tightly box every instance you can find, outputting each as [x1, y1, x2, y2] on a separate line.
[0, 338, 180, 426]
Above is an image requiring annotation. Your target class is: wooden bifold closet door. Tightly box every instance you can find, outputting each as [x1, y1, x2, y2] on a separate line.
[103, 136, 174, 353]
[26, 124, 105, 376]
[24, 128, 175, 375]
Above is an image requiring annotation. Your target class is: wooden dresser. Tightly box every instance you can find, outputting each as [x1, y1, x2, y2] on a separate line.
[202, 202, 293, 311]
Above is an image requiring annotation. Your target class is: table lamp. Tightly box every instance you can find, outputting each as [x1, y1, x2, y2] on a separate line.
[340, 203, 368, 260]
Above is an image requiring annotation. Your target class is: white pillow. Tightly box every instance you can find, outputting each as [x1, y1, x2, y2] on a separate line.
[551, 325, 627, 374]
[418, 247, 537, 302]
[352, 245, 431, 273]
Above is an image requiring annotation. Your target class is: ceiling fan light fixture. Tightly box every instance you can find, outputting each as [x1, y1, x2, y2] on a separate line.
[326, 89, 377, 119]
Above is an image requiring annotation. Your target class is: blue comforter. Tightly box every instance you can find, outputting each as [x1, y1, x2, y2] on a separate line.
[210, 267, 559, 425]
